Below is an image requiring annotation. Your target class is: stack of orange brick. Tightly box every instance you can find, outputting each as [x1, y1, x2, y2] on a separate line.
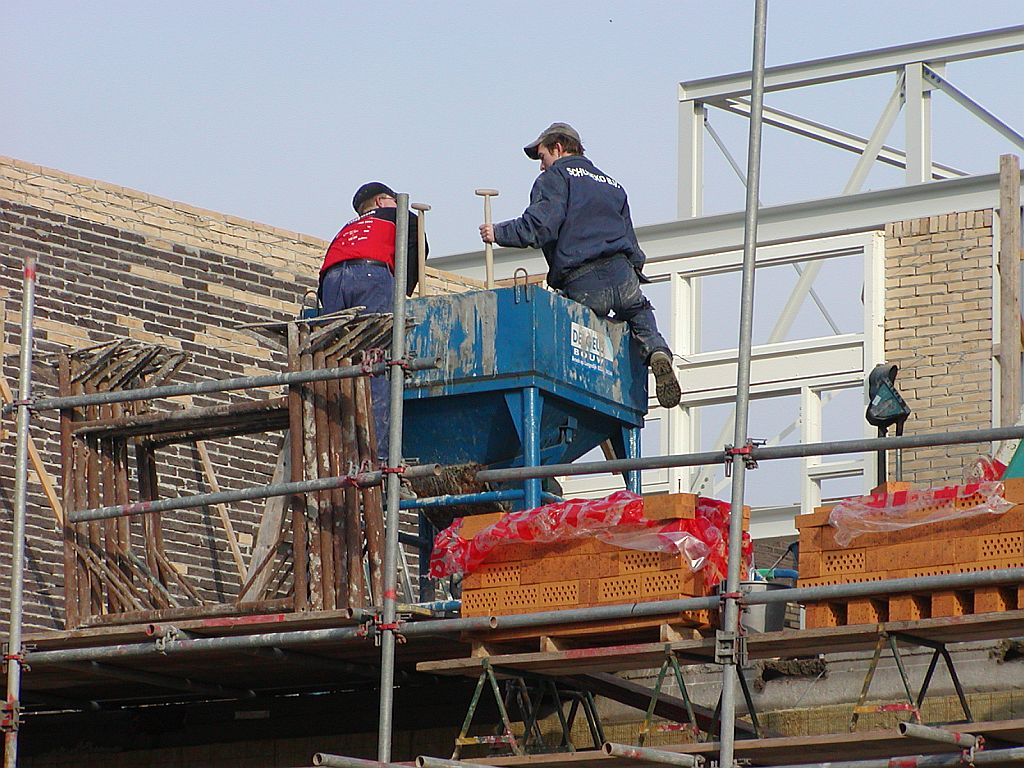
[798, 479, 1024, 628]
[459, 494, 748, 619]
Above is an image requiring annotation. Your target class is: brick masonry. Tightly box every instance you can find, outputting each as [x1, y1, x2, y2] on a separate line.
[883, 209, 995, 485]
[0, 156, 481, 631]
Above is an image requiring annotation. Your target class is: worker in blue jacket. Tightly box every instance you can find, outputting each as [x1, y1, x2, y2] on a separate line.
[480, 122, 681, 409]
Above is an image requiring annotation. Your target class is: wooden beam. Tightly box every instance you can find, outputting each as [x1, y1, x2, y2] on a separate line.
[1000, 154, 1022, 427]
[0, 298, 65, 524]
[195, 440, 248, 582]
[239, 433, 290, 602]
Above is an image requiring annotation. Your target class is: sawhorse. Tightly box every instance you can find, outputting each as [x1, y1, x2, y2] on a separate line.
[452, 658, 605, 758]
[850, 630, 973, 731]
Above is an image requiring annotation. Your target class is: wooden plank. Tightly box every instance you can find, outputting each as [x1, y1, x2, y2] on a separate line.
[355, 370, 380, 606]
[1000, 153, 1021, 425]
[325, 356, 349, 611]
[196, 439, 253, 583]
[300, 329, 323, 610]
[312, 348, 336, 610]
[57, 356, 80, 628]
[239, 434, 290, 603]
[420, 610, 1024, 677]
[287, 323, 308, 611]
[84, 380, 103, 618]
[471, 719, 1024, 768]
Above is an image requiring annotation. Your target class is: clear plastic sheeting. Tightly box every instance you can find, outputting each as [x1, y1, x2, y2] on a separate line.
[965, 454, 1007, 483]
[429, 490, 752, 588]
[827, 481, 1013, 547]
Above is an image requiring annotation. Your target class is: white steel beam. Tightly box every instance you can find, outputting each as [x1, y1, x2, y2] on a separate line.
[905, 63, 934, 185]
[718, 95, 965, 179]
[679, 24, 1024, 101]
[844, 74, 907, 194]
[800, 386, 821, 513]
[431, 173, 1018, 282]
[678, 101, 705, 218]
[923, 66, 1024, 151]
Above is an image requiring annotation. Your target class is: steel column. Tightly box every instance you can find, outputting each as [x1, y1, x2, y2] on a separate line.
[677, 100, 706, 218]
[3, 256, 37, 768]
[523, 386, 542, 509]
[720, 6, 768, 768]
[378, 193, 410, 762]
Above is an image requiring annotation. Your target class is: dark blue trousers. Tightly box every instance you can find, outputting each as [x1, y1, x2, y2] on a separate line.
[561, 255, 671, 363]
[320, 261, 395, 460]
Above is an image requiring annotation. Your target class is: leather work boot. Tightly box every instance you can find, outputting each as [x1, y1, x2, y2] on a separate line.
[649, 350, 681, 409]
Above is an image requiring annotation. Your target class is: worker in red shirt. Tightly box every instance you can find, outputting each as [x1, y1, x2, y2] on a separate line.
[319, 182, 426, 460]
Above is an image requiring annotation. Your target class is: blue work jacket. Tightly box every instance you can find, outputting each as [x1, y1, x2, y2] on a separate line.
[493, 155, 646, 288]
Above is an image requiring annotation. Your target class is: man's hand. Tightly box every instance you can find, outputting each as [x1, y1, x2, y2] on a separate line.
[479, 224, 495, 244]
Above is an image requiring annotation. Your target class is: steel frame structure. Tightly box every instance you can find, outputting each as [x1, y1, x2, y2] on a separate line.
[677, 24, 1024, 218]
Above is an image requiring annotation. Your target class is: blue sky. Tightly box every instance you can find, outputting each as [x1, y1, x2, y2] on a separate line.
[4, 2, 1023, 256]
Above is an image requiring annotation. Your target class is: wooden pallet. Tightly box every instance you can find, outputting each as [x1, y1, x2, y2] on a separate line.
[805, 583, 1024, 629]
[462, 611, 714, 657]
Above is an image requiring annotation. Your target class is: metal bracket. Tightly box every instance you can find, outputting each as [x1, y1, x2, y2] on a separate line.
[1, 398, 36, 418]
[0, 699, 21, 733]
[513, 268, 532, 303]
[359, 347, 388, 375]
[154, 626, 188, 653]
[371, 614, 406, 647]
[714, 630, 748, 667]
[724, 438, 765, 476]
[2, 651, 29, 674]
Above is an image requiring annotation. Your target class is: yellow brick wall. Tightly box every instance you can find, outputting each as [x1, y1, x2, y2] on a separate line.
[884, 209, 995, 485]
[0, 155, 483, 303]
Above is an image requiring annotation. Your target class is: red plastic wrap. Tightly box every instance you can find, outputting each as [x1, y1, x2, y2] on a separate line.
[827, 481, 1013, 547]
[429, 491, 752, 590]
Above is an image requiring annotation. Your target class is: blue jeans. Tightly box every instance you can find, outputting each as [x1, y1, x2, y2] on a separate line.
[320, 261, 395, 460]
[561, 256, 670, 363]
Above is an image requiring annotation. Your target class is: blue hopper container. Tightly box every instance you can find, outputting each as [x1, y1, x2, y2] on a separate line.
[403, 285, 649, 508]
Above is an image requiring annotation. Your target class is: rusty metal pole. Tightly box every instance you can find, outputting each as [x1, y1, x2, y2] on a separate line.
[4, 256, 37, 768]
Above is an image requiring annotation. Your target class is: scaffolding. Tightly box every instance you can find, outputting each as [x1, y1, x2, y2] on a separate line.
[5, 12, 1024, 768]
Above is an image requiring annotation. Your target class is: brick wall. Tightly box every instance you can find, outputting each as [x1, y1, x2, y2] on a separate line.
[883, 210, 995, 485]
[0, 156, 480, 631]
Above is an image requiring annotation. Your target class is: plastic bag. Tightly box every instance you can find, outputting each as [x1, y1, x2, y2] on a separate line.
[429, 490, 752, 589]
[827, 481, 1012, 547]
[965, 454, 1007, 483]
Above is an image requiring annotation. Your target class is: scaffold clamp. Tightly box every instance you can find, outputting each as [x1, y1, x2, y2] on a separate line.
[0, 699, 21, 733]
[154, 626, 187, 653]
[371, 614, 406, 646]
[2, 652, 29, 673]
[724, 439, 765, 476]
[1, 399, 36, 417]
[360, 347, 388, 375]
[714, 630, 747, 667]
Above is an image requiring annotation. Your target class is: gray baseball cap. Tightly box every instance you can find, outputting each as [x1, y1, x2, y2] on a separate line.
[523, 122, 582, 159]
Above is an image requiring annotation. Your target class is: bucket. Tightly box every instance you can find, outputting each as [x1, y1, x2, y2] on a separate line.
[716, 580, 790, 633]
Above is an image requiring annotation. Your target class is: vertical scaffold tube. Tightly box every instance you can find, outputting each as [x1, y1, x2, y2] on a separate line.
[377, 193, 410, 762]
[720, 4, 768, 768]
[4, 256, 37, 768]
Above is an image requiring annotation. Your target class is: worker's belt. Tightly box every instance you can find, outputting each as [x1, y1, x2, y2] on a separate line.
[329, 258, 391, 270]
[560, 253, 628, 286]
